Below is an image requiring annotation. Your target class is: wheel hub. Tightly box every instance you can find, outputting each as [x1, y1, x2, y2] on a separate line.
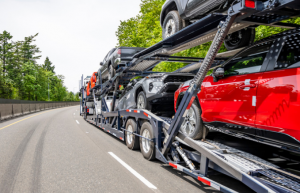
[226, 31, 242, 46]
[137, 95, 145, 109]
[142, 129, 150, 153]
[165, 19, 175, 38]
[127, 125, 133, 144]
[181, 108, 196, 136]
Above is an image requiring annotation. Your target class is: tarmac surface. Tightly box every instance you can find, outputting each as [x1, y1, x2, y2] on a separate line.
[0, 106, 254, 193]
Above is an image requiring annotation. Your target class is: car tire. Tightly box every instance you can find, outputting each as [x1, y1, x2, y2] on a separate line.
[224, 28, 255, 50]
[162, 10, 183, 39]
[125, 119, 140, 150]
[137, 91, 149, 109]
[180, 101, 207, 140]
[108, 65, 115, 80]
[140, 122, 155, 161]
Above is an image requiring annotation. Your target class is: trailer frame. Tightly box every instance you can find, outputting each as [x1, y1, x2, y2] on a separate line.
[80, 0, 300, 192]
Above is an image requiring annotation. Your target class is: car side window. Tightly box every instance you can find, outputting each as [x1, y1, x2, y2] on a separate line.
[224, 42, 272, 76]
[275, 34, 300, 69]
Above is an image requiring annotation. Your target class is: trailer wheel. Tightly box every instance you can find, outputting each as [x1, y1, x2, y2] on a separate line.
[125, 119, 140, 150]
[140, 122, 155, 161]
[180, 101, 207, 140]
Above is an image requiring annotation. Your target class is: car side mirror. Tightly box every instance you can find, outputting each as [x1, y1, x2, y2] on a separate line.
[100, 62, 103, 66]
[212, 67, 224, 82]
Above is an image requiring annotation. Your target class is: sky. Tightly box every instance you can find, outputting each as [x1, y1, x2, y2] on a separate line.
[0, 0, 142, 93]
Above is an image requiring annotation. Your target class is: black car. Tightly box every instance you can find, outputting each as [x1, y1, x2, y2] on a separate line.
[160, 0, 257, 50]
[99, 47, 145, 81]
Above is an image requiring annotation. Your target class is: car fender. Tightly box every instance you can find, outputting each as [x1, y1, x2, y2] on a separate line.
[160, 0, 185, 27]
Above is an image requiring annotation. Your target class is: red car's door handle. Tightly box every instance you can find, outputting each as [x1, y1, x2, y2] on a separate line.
[239, 84, 256, 89]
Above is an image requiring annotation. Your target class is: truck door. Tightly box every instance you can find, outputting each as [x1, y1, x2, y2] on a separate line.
[255, 35, 300, 145]
[201, 41, 273, 131]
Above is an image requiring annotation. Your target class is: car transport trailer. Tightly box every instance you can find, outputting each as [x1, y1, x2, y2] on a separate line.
[80, 0, 300, 192]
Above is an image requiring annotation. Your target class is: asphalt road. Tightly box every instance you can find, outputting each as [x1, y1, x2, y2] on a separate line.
[0, 106, 254, 193]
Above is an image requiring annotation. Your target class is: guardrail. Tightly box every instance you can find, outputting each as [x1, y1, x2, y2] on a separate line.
[0, 98, 79, 121]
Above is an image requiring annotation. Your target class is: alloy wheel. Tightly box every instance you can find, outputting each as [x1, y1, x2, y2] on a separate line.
[180, 107, 197, 136]
[165, 19, 176, 38]
[137, 95, 145, 109]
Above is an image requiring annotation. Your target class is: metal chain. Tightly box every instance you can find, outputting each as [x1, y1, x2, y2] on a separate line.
[190, 15, 237, 88]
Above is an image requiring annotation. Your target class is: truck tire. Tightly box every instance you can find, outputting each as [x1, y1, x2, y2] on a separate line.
[224, 28, 255, 50]
[180, 101, 207, 140]
[137, 91, 149, 109]
[162, 10, 183, 39]
[108, 65, 115, 80]
[125, 119, 140, 150]
[140, 122, 155, 161]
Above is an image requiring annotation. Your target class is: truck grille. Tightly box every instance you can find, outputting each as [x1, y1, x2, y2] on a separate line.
[164, 76, 193, 84]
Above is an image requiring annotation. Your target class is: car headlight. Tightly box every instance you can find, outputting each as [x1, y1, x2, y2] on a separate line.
[149, 82, 153, 92]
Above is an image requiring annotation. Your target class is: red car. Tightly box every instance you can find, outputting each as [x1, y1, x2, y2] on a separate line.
[174, 28, 300, 152]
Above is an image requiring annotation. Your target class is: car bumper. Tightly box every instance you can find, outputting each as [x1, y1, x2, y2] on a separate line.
[148, 92, 174, 104]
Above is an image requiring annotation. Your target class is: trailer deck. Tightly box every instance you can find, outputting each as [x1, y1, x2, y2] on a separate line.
[80, 0, 300, 192]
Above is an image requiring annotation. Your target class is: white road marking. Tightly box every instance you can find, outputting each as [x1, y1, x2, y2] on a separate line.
[76, 120, 80, 124]
[108, 152, 157, 190]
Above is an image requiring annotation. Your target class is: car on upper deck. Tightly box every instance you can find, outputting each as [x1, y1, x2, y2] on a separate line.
[160, 0, 260, 50]
[99, 47, 146, 81]
[174, 28, 300, 152]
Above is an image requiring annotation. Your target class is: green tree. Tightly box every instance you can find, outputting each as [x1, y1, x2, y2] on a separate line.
[0, 31, 14, 77]
[115, 0, 300, 72]
[43, 57, 55, 73]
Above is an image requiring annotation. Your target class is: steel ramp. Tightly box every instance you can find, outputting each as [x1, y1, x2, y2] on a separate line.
[176, 133, 300, 193]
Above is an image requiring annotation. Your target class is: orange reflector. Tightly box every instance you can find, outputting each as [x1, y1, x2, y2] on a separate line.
[197, 177, 211, 186]
[143, 112, 148, 117]
[169, 162, 177, 169]
[134, 110, 138, 113]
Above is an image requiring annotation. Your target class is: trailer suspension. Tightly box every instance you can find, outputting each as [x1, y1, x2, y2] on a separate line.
[173, 142, 195, 171]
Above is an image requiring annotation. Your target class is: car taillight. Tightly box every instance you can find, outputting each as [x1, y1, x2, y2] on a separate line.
[245, 0, 255, 8]
[117, 49, 121, 55]
[87, 108, 89, 112]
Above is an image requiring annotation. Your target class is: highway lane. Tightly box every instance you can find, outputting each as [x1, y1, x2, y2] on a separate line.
[0, 106, 253, 193]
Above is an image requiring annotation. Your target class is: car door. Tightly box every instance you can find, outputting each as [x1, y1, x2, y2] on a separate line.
[201, 41, 273, 132]
[255, 35, 300, 145]
[101, 51, 110, 73]
[186, 0, 204, 12]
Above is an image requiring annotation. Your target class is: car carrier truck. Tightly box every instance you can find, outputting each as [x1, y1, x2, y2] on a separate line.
[80, 0, 300, 192]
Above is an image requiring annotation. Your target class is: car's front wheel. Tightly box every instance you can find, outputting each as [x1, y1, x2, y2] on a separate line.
[180, 101, 207, 140]
[162, 10, 183, 39]
[137, 91, 149, 109]
[108, 65, 115, 80]
[224, 28, 255, 50]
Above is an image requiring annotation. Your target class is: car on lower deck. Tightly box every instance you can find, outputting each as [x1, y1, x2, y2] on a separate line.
[116, 73, 194, 116]
[175, 28, 300, 153]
